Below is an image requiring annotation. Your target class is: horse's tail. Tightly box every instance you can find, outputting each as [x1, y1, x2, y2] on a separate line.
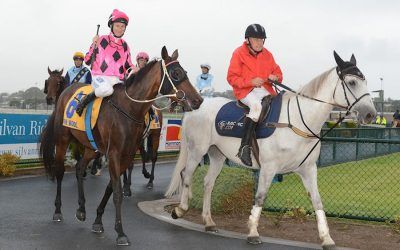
[165, 128, 187, 198]
[39, 111, 56, 179]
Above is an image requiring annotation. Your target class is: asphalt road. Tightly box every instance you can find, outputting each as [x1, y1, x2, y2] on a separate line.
[0, 163, 314, 250]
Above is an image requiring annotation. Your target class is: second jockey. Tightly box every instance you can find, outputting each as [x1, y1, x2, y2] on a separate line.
[227, 23, 283, 166]
[136, 51, 149, 69]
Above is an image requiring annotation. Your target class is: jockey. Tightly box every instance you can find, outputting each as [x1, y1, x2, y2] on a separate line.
[136, 51, 156, 119]
[136, 51, 149, 69]
[76, 9, 138, 116]
[196, 63, 214, 96]
[227, 23, 283, 166]
[65, 52, 92, 86]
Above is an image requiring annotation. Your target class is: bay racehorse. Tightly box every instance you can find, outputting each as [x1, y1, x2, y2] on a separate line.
[44, 65, 163, 185]
[40, 46, 203, 245]
[165, 51, 376, 249]
[44, 67, 65, 105]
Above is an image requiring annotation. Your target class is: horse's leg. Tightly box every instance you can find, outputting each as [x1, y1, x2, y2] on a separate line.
[109, 154, 130, 245]
[92, 180, 113, 233]
[122, 163, 133, 197]
[247, 166, 277, 244]
[172, 148, 204, 219]
[75, 149, 96, 221]
[147, 131, 159, 189]
[141, 140, 151, 178]
[297, 164, 335, 249]
[91, 153, 101, 175]
[202, 146, 225, 232]
[53, 138, 70, 222]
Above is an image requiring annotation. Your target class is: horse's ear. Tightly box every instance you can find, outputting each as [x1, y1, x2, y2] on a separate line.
[350, 54, 357, 65]
[333, 51, 345, 68]
[60, 68, 64, 75]
[161, 46, 169, 60]
[171, 49, 179, 61]
[48, 66, 52, 75]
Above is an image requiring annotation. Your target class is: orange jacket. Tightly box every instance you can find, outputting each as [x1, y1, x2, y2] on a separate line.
[227, 42, 283, 99]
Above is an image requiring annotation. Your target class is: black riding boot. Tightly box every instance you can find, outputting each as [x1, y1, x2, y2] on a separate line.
[237, 117, 257, 166]
[148, 107, 155, 119]
[76, 92, 96, 116]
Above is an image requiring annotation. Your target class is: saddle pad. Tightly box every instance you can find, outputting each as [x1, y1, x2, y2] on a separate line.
[63, 85, 103, 131]
[215, 92, 284, 139]
[145, 112, 161, 130]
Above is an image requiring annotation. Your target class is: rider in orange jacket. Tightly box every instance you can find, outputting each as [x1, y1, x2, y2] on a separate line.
[227, 24, 283, 166]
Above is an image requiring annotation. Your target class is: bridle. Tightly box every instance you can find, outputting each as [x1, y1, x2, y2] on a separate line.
[109, 59, 190, 124]
[268, 66, 371, 169]
[124, 59, 187, 105]
[45, 73, 65, 99]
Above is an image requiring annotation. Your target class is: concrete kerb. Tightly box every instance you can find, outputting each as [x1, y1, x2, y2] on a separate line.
[138, 199, 357, 250]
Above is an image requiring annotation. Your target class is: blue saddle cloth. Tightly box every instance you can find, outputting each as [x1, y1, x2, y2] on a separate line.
[215, 92, 284, 139]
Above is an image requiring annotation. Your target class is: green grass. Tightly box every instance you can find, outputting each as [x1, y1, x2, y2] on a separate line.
[188, 153, 400, 221]
[266, 152, 400, 220]
[189, 166, 254, 214]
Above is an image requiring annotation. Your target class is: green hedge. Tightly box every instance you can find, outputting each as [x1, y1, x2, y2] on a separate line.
[189, 166, 254, 214]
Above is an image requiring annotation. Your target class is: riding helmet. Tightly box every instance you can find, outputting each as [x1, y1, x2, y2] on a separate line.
[245, 24, 267, 39]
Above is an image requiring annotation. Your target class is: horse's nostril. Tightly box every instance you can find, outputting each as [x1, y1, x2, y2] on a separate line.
[366, 113, 372, 119]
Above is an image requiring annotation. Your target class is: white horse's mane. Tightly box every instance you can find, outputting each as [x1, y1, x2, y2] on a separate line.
[297, 67, 335, 97]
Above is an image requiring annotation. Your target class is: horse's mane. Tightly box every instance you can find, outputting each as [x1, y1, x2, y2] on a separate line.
[298, 67, 335, 96]
[125, 60, 158, 88]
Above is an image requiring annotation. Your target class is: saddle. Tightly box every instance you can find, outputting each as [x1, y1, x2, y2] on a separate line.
[215, 91, 284, 166]
[215, 91, 284, 138]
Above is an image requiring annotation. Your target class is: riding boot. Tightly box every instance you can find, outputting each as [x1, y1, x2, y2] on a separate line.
[148, 107, 155, 120]
[237, 117, 257, 166]
[76, 92, 96, 116]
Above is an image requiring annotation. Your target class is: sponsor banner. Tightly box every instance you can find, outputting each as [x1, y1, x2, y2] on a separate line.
[0, 113, 183, 158]
[158, 118, 182, 151]
[0, 143, 40, 159]
[0, 113, 48, 144]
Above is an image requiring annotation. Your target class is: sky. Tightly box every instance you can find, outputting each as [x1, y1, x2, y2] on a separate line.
[1, 0, 399, 99]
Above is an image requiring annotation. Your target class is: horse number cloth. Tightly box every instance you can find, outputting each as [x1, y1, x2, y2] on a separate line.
[63, 85, 103, 131]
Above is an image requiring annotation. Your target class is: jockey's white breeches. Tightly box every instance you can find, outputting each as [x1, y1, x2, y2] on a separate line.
[91, 75, 120, 97]
[240, 87, 270, 122]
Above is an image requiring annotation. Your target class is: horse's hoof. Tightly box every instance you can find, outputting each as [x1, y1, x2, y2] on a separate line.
[75, 210, 86, 222]
[205, 226, 218, 233]
[146, 183, 153, 189]
[123, 189, 132, 197]
[90, 168, 97, 175]
[53, 213, 63, 222]
[142, 171, 151, 179]
[322, 244, 337, 250]
[247, 236, 262, 245]
[92, 223, 104, 233]
[171, 209, 179, 219]
[116, 235, 130, 246]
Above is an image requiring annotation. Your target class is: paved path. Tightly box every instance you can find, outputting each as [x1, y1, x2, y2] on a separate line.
[0, 163, 319, 250]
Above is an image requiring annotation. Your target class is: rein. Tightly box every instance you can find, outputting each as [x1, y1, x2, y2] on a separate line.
[111, 59, 187, 124]
[267, 70, 370, 169]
